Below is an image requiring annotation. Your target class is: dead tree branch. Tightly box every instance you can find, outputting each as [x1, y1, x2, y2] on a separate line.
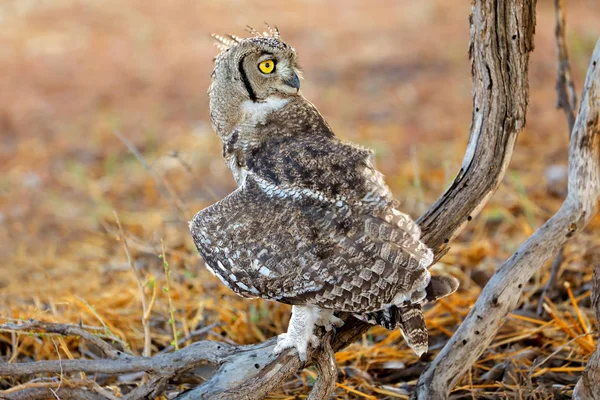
[0, 320, 129, 361]
[0, 339, 235, 377]
[414, 39, 600, 400]
[538, 0, 579, 316]
[308, 339, 337, 400]
[554, 0, 578, 134]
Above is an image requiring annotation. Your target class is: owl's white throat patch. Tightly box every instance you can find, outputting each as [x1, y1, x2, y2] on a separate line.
[242, 97, 290, 124]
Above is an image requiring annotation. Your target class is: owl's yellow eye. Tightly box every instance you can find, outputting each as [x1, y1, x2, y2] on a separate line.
[258, 59, 276, 74]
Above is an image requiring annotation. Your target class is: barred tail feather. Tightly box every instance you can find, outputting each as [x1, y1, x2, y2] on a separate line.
[358, 275, 458, 356]
[359, 303, 428, 356]
[396, 303, 428, 356]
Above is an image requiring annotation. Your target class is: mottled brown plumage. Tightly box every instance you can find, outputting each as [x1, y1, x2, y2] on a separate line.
[190, 26, 458, 360]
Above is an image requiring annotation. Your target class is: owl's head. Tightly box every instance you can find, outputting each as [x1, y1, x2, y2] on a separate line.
[208, 26, 302, 136]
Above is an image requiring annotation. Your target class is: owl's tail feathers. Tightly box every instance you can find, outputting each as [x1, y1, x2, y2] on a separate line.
[396, 303, 428, 357]
[360, 303, 428, 356]
[359, 275, 458, 327]
[357, 275, 459, 356]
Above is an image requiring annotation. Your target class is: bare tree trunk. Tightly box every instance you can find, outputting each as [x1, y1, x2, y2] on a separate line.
[414, 39, 600, 400]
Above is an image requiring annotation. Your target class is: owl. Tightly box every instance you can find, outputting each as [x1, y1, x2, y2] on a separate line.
[190, 26, 458, 362]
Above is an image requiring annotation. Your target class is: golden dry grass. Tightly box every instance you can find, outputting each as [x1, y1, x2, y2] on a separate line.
[1, 0, 600, 398]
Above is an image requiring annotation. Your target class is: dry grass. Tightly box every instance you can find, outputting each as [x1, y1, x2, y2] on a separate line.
[1, 0, 600, 398]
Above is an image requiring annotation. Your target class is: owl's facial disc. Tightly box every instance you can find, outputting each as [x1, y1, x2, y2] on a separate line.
[209, 34, 303, 137]
[240, 49, 301, 100]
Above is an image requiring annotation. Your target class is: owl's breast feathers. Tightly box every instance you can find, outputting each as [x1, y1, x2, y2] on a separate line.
[190, 118, 434, 312]
[232, 98, 394, 206]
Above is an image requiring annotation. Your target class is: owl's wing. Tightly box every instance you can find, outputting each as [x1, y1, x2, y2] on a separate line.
[190, 173, 434, 313]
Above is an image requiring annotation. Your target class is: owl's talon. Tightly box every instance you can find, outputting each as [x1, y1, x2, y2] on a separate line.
[273, 332, 318, 363]
[275, 333, 287, 344]
[272, 306, 321, 363]
[315, 310, 345, 332]
[331, 326, 338, 340]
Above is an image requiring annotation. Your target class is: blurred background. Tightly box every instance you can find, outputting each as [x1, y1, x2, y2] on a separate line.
[1, 0, 600, 398]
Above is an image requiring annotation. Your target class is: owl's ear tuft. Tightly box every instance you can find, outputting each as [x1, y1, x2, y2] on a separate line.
[264, 23, 280, 39]
[211, 34, 236, 52]
[227, 34, 245, 44]
[245, 24, 280, 39]
[245, 25, 260, 36]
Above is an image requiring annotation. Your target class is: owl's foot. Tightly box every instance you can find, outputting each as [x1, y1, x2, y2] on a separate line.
[273, 305, 319, 362]
[274, 331, 319, 363]
[315, 309, 345, 332]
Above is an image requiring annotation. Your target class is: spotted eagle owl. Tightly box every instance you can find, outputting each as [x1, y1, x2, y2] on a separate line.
[190, 26, 458, 361]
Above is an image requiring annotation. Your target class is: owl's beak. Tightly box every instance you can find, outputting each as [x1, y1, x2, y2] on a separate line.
[283, 72, 300, 91]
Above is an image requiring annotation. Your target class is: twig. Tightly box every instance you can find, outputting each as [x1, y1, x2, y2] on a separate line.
[537, 248, 564, 315]
[50, 338, 63, 399]
[112, 130, 188, 221]
[0, 320, 128, 360]
[9, 331, 19, 363]
[168, 150, 193, 174]
[0, 380, 61, 395]
[530, 331, 596, 374]
[144, 279, 158, 324]
[158, 322, 220, 354]
[161, 239, 179, 351]
[74, 296, 128, 350]
[122, 375, 170, 400]
[554, 0, 578, 134]
[113, 210, 153, 358]
[0, 378, 120, 400]
[1, 317, 110, 332]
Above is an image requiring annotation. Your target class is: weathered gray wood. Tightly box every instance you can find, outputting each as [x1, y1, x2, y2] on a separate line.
[1, 388, 110, 400]
[554, 0, 578, 134]
[0, 340, 236, 376]
[308, 339, 337, 400]
[414, 38, 600, 400]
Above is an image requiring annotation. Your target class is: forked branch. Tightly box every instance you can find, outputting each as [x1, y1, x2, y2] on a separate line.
[414, 39, 600, 400]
